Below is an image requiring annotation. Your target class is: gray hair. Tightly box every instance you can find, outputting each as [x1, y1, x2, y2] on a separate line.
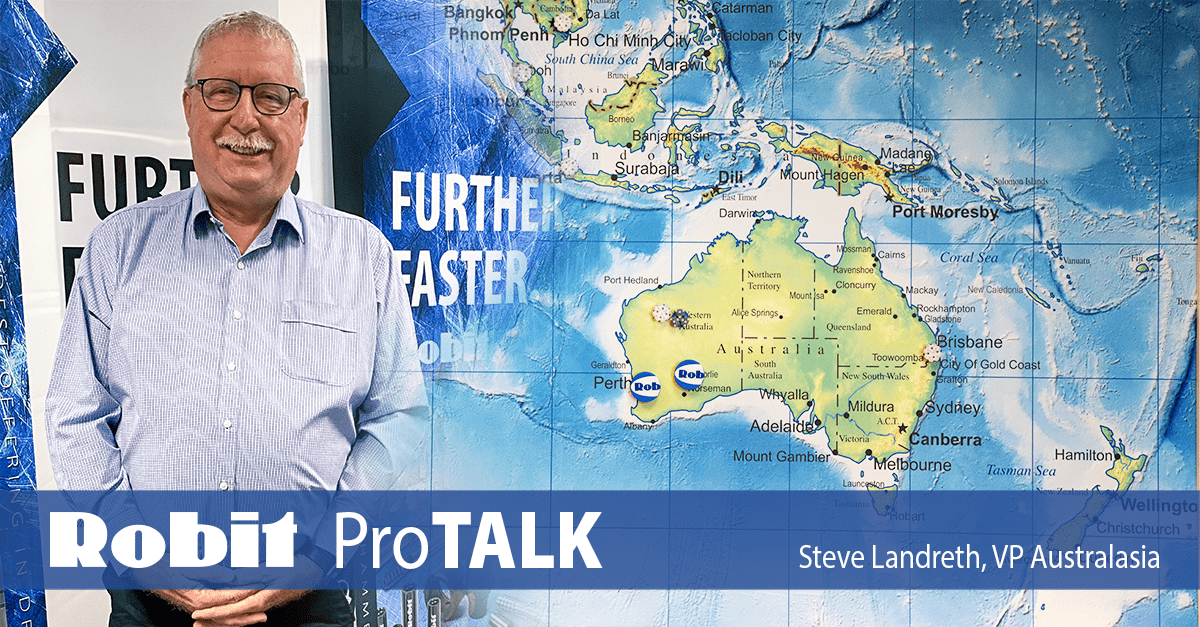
[186, 10, 305, 97]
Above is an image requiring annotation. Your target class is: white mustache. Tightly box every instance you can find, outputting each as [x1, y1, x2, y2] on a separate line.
[217, 135, 273, 155]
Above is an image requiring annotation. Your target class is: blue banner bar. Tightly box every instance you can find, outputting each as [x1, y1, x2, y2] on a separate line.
[1, 490, 1195, 591]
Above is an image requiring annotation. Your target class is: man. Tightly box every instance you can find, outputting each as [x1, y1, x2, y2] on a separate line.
[45, 11, 428, 626]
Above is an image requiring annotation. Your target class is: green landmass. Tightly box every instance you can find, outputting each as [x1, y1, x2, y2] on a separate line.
[705, 43, 726, 71]
[760, 122, 787, 139]
[665, 123, 702, 164]
[620, 209, 936, 463]
[1047, 426, 1149, 551]
[584, 63, 667, 150]
[1101, 425, 1149, 491]
[477, 72, 560, 163]
[867, 484, 899, 515]
[674, 104, 715, 118]
[510, 0, 589, 47]
[500, 39, 549, 107]
[889, 148, 934, 175]
[688, 43, 725, 72]
[769, 132, 913, 204]
[1025, 288, 1051, 309]
[570, 170, 630, 189]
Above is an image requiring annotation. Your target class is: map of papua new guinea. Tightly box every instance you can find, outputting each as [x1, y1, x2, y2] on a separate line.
[620, 209, 936, 464]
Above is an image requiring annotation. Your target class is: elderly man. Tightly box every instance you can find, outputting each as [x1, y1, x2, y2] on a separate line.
[45, 10, 427, 626]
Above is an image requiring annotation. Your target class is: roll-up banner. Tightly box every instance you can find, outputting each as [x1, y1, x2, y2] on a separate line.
[3, 0, 1199, 625]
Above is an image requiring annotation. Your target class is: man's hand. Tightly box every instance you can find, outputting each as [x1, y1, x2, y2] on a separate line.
[187, 554, 323, 627]
[128, 557, 254, 613]
[150, 589, 257, 614]
[189, 589, 311, 627]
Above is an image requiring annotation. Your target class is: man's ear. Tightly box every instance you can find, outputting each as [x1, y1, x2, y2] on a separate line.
[296, 97, 309, 146]
[182, 87, 195, 134]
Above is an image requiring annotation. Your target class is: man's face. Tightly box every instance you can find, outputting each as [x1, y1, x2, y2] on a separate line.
[183, 31, 307, 212]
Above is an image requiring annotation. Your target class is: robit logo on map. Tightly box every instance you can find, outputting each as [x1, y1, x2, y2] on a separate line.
[673, 360, 705, 391]
[630, 372, 661, 402]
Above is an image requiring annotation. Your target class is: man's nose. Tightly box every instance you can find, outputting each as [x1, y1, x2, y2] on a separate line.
[228, 86, 261, 132]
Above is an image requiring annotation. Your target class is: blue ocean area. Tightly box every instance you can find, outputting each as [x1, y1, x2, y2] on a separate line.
[713, 14, 787, 117]
[599, 0, 657, 31]
[662, 70, 715, 115]
[554, 193, 671, 245]
[1157, 341, 1197, 490]
[1115, 596, 1196, 627]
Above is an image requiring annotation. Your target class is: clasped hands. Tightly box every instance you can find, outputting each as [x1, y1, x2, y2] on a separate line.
[132, 554, 323, 627]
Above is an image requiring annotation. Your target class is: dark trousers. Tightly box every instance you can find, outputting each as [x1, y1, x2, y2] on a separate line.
[108, 589, 352, 627]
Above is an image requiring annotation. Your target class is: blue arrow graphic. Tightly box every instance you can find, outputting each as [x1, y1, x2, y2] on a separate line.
[0, 1, 74, 626]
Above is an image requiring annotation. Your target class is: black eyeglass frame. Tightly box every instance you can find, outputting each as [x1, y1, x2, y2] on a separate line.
[192, 78, 302, 116]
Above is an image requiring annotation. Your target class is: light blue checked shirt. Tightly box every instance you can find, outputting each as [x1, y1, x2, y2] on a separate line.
[46, 186, 429, 494]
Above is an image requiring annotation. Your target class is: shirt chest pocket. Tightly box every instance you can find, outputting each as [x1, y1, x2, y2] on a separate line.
[280, 300, 357, 386]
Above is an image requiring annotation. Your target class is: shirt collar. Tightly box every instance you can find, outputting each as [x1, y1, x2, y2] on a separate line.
[190, 186, 305, 245]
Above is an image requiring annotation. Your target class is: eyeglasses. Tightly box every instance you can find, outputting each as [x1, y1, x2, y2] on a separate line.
[193, 78, 300, 115]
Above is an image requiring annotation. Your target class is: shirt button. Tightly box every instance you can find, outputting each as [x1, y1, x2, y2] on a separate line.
[219, 480, 230, 491]
[236, 261, 245, 270]
[223, 419, 232, 429]
[233, 310, 243, 320]
[227, 362, 237, 371]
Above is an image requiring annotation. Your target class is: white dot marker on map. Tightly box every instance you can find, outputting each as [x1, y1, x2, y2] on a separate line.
[553, 12, 573, 32]
[512, 63, 533, 83]
[923, 344, 942, 363]
[559, 158, 579, 176]
[652, 303, 671, 322]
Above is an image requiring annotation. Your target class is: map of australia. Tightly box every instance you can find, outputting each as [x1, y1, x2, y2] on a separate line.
[619, 209, 937, 464]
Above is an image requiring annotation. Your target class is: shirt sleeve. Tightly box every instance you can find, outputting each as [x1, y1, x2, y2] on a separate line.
[45, 221, 144, 529]
[336, 228, 431, 491]
[312, 229, 430, 562]
[45, 223, 128, 491]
